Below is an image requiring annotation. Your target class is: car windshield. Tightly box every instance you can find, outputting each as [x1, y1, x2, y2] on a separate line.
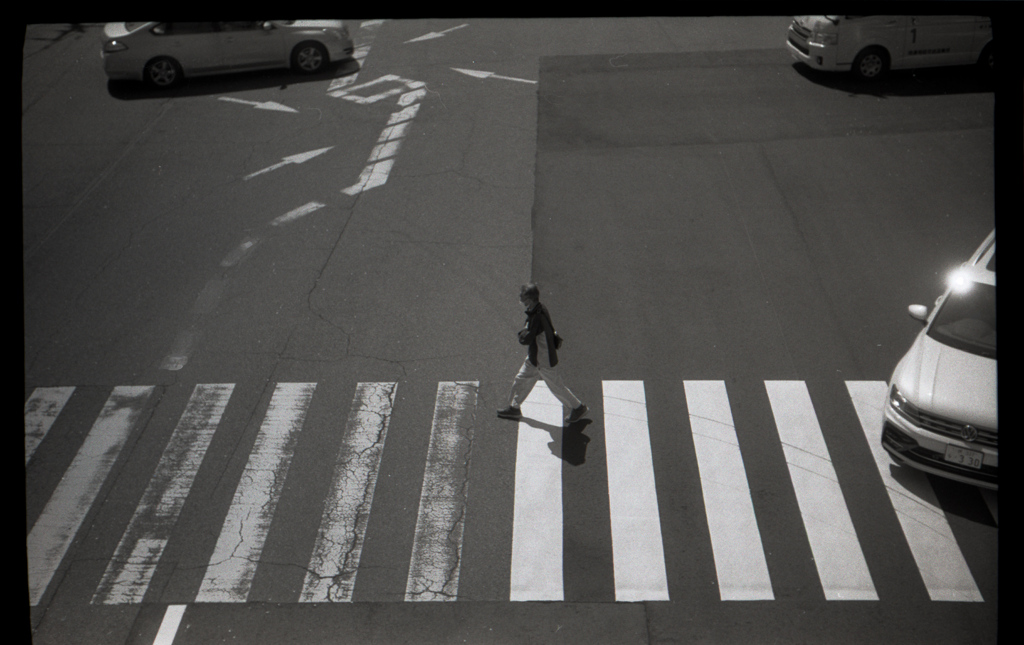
[927, 283, 996, 358]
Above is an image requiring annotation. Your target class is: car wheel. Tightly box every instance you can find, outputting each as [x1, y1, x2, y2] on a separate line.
[144, 56, 182, 88]
[291, 42, 328, 74]
[852, 47, 888, 80]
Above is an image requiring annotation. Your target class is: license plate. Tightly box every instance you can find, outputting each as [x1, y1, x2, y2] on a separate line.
[944, 444, 984, 469]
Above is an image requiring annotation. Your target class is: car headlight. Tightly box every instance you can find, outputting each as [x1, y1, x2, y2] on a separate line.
[103, 40, 128, 53]
[809, 32, 838, 46]
[888, 385, 918, 421]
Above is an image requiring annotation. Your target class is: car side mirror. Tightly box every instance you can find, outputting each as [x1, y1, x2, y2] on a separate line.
[262, 21, 274, 30]
[908, 304, 929, 324]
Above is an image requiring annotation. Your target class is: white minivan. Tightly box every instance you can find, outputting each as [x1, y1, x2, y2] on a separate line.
[786, 15, 993, 80]
[882, 230, 997, 489]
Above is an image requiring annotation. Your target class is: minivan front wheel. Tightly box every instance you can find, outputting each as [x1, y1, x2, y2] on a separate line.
[291, 42, 328, 74]
[852, 47, 889, 80]
[144, 56, 182, 87]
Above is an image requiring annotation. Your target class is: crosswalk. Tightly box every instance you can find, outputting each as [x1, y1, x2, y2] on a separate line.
[25, 378, 996, 607]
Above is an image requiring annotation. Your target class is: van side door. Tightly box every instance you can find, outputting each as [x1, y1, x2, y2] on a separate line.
[905, 16, 978, 67]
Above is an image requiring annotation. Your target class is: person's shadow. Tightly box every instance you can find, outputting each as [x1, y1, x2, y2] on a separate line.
[519, 417, 592, 466]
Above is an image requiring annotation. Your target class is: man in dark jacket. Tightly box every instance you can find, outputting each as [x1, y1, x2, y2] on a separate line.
[497, 283, 588, 423]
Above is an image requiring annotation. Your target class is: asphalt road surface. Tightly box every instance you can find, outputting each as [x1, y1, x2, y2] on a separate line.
[22, 17, 1004, 645]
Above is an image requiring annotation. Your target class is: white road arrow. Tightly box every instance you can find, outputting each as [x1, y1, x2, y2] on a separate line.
[218, 96, 298, 113]
[451, 68, 537, 84]
[405, 23, 468, 43]
[244, 147, 334, 180]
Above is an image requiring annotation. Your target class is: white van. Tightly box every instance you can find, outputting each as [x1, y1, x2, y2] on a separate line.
[786, 15, 993, 80]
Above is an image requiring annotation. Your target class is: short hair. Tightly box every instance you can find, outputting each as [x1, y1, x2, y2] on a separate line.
[520, 283, 540, 301]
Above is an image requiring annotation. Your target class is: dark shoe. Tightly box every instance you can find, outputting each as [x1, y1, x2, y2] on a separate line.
[497, 406, 522, 419]
[567, 404, 588, 423]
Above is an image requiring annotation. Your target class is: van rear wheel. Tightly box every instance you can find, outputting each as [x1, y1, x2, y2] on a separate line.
[852, 47, 888, 80]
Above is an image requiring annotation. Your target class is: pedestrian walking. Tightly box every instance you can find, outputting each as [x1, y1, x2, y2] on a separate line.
[497, 283, 588, 423]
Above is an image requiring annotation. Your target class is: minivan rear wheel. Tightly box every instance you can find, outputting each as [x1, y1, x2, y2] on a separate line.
[852, 46, 889, 80]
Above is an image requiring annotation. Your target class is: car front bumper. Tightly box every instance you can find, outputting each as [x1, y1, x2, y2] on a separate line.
[882, 403, 998, 490]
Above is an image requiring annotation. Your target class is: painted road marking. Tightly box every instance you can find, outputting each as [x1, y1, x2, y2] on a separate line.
[602, 381, 670, 601]
[218, 96, 297, 113]
[509, 382, 563, 601]
[28, 386, 154, 606]
[243, 147, 334, 180]
[153, 604, 186, 645]
[845, 381, 983, 602]
[451, 68, 537, 84]
[684, 380, 774, 600]
[24, 386, 75, 465]
[405, 382, 478, 601]
[301, 383, 397, 602]
[765, 381, 877, 600]
[270, 202, 325, 227]
[405, 23, 468, 43]
[334, 75, 427, 196]
[93, 384, 234, 604]
[196, 383, 316, 602]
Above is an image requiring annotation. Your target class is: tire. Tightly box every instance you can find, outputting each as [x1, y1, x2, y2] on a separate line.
[851, 46, 889, 80]
[144, 56, 182, 88]
[291, 42, 328, 74]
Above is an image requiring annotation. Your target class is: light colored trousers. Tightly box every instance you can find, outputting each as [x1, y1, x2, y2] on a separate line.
[508, 335, 581, 410]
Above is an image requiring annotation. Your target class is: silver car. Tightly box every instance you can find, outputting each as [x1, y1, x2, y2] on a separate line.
[882, 229, 997, 489]
[102, 21, 354, 87]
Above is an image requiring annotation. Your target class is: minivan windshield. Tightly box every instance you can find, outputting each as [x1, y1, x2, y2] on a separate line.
[927, 283, 996, 358]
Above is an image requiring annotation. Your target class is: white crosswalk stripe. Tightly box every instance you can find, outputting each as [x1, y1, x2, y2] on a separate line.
[509, 382, 564, 601]
[196, 383, 316, 603]
[301, 382, 397, 602]
[684, 380, 774, 601]
[93, 384, 234, 604]
[24, 378, 992, 607]
[24, 386, 75, 466]
[602, 380, 669, 601]
[765, 381, 877, 600]
[27, 386, 154, 606]
[845, 381, 983, 602]
[405, 382, 478, 601]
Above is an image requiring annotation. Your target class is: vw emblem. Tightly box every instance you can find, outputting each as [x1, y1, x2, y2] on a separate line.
[961, 424, 979, 442]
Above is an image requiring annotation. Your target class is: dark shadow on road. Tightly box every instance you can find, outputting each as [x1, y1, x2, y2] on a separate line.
[519, 417, 593, 466]
[106, 58, 360, 100]
[792, 62, 994, 97]
[888, 463, 997, 528]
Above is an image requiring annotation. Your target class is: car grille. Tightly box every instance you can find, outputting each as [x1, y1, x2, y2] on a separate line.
[788, 35, 809, 55]
[883, 422, 998, 487]
[913, 408, 998, 448]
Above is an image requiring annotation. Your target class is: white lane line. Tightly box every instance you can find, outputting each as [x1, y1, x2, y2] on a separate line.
[301, 383, 397, 602]
[341, 159, 395, 196]
[846, 381, 983, 602]
[24, 386, 75, 465]
[602, 381, 670, 601]
[93, 384, 234, 604]
[509, 382, 563, 601]
[684, 380, 774, 601]
[765, 381, 877, 600]
[28, 386, 154, 606]
[405, 381, 478, 601]
[153, 604, 186, 645]
[270, 201, 325, 227]
[196, 383, 316, 603]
